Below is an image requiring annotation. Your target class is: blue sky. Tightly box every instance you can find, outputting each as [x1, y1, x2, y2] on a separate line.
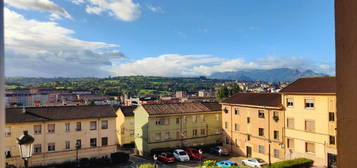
[4, 0, 335, 77]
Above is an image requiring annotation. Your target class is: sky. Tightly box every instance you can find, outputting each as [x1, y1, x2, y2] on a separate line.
[4, 0, 335, 77]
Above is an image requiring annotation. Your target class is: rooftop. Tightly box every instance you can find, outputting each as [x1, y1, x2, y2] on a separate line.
[6, 105, 118, 123]
[120, 105, 137, 117]
[142, 102, 221, 115]
[221, 93, 282, 107]
[280, 76, 336, 94]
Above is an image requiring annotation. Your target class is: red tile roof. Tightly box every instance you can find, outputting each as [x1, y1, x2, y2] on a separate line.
[142, 102, 221, 115]
[222, 93, 282, 107]
[280, 76, 336, 94]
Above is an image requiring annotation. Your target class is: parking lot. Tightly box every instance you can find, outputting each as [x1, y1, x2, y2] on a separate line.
[115, 153, 247, 168]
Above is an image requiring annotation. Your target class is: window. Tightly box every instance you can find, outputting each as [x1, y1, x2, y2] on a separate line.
[234, 108, 240, 115]
[155, 133, 161, 141]
[305, 98, 315, 109]
[287, 118, 294, 129]
[274, 149, 280, 158]
[192, 129, 198, 136]
[224, 122, 228, 129]
[287, 98, 294, 107]
[101, 120, 108, 129]
[258, 110, 265, 118]
[183, 116, 187, 123]
[287, 138, 294, 149]
[330, 136, 336, 145]
[235, 139, 239, 147]
[48, 124, 55, 133]
[225, 137, 230, 144]
[156, 117, 169, 125]
[76, 122, 81, 131]
[102, 137, 108, 146]
[176, 130, 180, 139]
[90, 121, 97, 130]
[305, 120, 315, 132]
[65, 141, 70, 150]
[192, 115, 197, 122]
[34, 125, 42, 135]
[247, 135, 251, 141]
[164, 118, 170, 125]
[273, 111, 279, 121]
[259, 128, 264, 136]
[305, 142, 315, 153]
[274, 131, 279, 140]
[90, 138, 97, 147]
[65, 123, 70, 132]
[5, 127, 11, 136]
[247, 117, 250, 123]
[329, 112, 335, 121]
[258, 145, 265, 154]
[5, 150, 11, 158]
[164, 132, 170, 140]
[200, 129, 206, 135]
[76, 139, 81, 148]
[34, 144, 42, 153]
[224, 108, 228, 114]
[48, 143, 55, 152]
[234, 123, 240, 131]
[200, 115, 205, 122]
[215, 114, 220, 121]
[216, 128, 221, 134]
[176, 117, 180, 124]
[183, 130, 187, 137]
[130, 130, 134, 136]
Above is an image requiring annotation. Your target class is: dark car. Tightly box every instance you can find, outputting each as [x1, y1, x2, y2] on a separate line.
[185, 148, 202, 160]
[158, 152, 176, 163]
[209, 146, 229, 156]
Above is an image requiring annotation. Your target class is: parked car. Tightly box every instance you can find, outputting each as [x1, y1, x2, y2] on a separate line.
[209, 146, 229, 156]
[216, 160, 238, 167]
[185, 148, 202, 160]
[241, 158, 267, 167]
[157, 152, 176, 163]
[173, 149, 190, 162]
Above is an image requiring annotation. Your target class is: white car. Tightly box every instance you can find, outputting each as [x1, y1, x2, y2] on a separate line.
[173, 149, 190, 162]
[241, 158, 267, 167]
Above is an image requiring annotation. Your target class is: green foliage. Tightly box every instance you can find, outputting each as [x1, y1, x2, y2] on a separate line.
[216, 84, 241, 102]
[202, 160, 216, 167]
[138, 164, 156, 168]
[264, 158, 314, 168]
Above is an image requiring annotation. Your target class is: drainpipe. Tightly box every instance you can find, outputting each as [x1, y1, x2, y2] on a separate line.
[268, 109, 271, 165]
[0, 1, 4, 167]
[230, 106, 233, 153]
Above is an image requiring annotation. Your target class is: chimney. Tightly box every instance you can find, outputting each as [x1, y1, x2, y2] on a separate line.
[22, 106, 26, 114]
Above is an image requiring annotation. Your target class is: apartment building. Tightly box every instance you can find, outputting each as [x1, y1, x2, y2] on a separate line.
[4, 105, 118, 167]
[221, 93, 284, 163]
[134, 102, 222, 156]
[116, 106, 136, 146]
[280, 77, 337, 167]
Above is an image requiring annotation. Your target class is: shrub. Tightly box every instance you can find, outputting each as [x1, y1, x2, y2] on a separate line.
[138, 164, 155, 168]
[265, 158, 314, 168]
[202, 160, 216, 167]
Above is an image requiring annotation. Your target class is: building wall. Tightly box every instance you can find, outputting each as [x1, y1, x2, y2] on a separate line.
[135, 105, 222, 156]
[221, 104, 284, 163]
[282, 94, 337, 167]
[116, 109, 135, 145]
[5, 118, 117, 167]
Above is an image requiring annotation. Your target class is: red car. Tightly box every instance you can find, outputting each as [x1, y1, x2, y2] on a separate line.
[185, 148, 202, 160]
[157, 152, 176, 163]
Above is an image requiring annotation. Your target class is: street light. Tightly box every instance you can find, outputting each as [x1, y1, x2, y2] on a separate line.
[75, 142, 81, 168]
[198, 149, 203, 166]
[17, 131, 34, 168]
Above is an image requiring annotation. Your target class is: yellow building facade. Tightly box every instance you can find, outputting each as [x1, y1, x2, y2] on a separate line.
[134, 103, 222, 156]
[280, 77, 337, 167]
[221, 93, 285, 164]
[5, 106, 118, 167]
[116, 106, 136, 146]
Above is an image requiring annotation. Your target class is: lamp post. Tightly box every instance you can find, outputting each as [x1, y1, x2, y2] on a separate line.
[17, 131, 34, 168]
[199, 149, 203, 166]
[153, 154, 158, 168]
[75, 142, 81, 168]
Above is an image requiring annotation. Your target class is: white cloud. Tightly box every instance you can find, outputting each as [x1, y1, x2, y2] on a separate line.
[146, 4, 164, 13]
[5, 8, 124, 77]
[78, 0, 141, 21]
[114, 54, 333, 77]
[5, 0, 72, 20]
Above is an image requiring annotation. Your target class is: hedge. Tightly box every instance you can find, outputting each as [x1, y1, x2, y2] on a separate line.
[265, 158, 314, 168]
[138, 164, 155, 168]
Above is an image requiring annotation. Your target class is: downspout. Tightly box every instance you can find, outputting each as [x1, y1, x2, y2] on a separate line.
[230, 106, 233, 153]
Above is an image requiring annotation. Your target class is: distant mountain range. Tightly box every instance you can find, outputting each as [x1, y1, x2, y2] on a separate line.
[209, 68, 328, 82]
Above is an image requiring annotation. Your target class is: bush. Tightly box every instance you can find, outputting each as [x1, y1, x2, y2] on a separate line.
[265, 158, 314, 168]
[111, 152, 129, 163]
[202, 160, 216, 167]
[138, 164, 155, 168]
